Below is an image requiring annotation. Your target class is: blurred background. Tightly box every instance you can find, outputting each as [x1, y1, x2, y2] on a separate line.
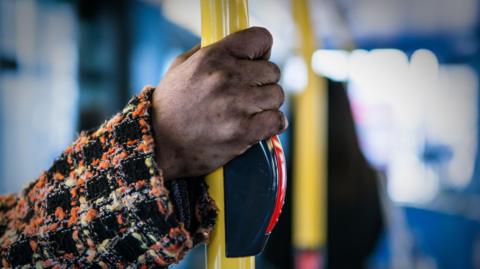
[1, 0, 479, 268]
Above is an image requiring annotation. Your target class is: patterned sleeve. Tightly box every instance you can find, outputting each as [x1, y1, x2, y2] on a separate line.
[0, 86, 217, 269]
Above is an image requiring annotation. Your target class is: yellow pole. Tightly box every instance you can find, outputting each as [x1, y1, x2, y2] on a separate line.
[201, 1, 255, 269]
[291, 0, 327, 267]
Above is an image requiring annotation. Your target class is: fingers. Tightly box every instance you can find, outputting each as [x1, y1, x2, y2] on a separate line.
[240, 84, 285, 114]
[236, 59, 281, 86]
[220, 27, 273, 60]
[246, 110, 288, 143]
[169, 44, 201, 70]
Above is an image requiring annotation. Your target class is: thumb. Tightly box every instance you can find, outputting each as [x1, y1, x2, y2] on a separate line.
[219, 27, 273, 60]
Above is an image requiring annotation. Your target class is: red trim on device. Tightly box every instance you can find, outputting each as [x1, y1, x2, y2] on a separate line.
[266, 135, 287, 233]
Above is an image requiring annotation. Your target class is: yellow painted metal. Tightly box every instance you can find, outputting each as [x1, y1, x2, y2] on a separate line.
[204, 168, 255, 269]
[291, 0, 328, 250]
[201, 1, 255, 269]
[201, 0, 249, 47]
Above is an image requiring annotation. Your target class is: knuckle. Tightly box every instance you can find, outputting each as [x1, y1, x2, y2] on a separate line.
[221, 121, 244, 141]
[269, 62, 281, 82]
[209, 69, 230, 87]
[252, 27, 273, 46]
[272, 84, 285, 106]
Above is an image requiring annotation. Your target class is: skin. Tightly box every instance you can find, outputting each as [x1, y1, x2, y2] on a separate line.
[152, 27, 288, 180]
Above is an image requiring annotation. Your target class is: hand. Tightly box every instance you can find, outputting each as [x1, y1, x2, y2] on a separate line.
[152, 27, 287, 180]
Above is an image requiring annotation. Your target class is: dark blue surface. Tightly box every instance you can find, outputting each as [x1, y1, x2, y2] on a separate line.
[224, 140, 278, 257]
[406, 207, 479, 269]
[370, 207, 480, 269]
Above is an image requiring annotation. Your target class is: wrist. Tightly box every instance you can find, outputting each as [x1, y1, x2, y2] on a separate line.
[154, 139, 179, 180]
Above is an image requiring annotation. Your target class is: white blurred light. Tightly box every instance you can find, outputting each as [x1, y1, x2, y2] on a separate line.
[355, 49, 409, 105]
[311, 49, 349, 81]
[282, 55, 308, 93]
[316, 48, 478, 204]
[387, 154, 440, 204]
[428, 65, 478, 188]
[410, 49, 439, 80]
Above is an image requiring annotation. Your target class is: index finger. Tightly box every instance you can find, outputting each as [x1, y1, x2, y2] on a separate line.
[218, 27, 273, 60]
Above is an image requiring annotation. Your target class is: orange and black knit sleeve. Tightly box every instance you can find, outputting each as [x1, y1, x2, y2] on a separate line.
[0, 86, 217, 269]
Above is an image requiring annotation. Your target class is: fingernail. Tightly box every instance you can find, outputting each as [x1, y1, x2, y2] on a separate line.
[283, 116, 289, 131]
[279, 115, 289, 132]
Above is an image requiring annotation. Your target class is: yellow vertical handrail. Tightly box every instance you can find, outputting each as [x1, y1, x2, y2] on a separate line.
[291, 0, 327, 267]
[201, 1, 255, 269]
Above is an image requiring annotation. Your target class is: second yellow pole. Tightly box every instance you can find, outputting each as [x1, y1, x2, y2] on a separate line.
[201, 1, 255, 269]
[292, 0, 328, 268]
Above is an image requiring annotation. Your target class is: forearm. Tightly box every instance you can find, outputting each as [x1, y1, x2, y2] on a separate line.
[0, 86, 216, 268]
